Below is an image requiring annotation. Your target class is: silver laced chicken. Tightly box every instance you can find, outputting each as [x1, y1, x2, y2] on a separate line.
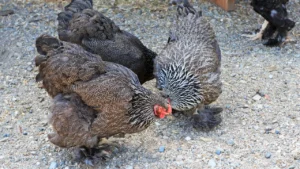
[154, 0, 222, 130]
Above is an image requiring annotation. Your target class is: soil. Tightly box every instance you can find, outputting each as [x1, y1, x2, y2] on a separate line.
[0, 0, 300, 168]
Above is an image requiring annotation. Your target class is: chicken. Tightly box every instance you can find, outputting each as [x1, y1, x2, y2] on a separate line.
[57, 0, 157, 84]
[35, 34, 171, 165]
[154, 0, 222, 130]
[243, 0, 295, 46]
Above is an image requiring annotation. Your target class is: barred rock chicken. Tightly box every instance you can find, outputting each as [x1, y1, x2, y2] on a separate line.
[154, 0, 222, 130]
[57, 0, 157, 84]
[242, 0, 295, 46]
[35, 34, 171, 165]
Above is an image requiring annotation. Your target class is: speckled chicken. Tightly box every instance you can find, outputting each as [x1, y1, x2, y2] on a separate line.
[57, 0, 157, 83]
[154, 0, 222, 130]
[243, 0, 295, 46]
[35, 34, 171, 165]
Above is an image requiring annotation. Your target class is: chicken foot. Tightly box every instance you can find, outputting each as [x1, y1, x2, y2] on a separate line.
[191, 105, 223, 131]
[74, 139, 120, 166]
[241, 20, 269, 40]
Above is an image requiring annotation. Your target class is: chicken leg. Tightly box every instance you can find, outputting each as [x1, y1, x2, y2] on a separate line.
[192, 105, 223, 131]
[74, 138, 120, 166]
[241, 20, 269, 40]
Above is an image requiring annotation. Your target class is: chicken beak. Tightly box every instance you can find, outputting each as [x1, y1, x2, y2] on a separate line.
[166, 103, 172, 115]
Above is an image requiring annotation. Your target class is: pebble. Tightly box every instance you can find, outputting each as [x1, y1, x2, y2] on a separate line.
[200, 137, 212, 142]
[125, 166, 133, 169]
[215, 149, 221, 155]
[265, 152, 272, 159]
[275, 130, 280, 134]
[49, 161, 58, 169]
[0, 138, 9, 142]
[0, 10, 14, 16]
[257, 90, 266, 97]
[23, 132, 28, 135]
[159, 146, 165, 152]
[227, 139, 234, 146]
[208, 159, 216, 168]
[252, 94, 262, 101]
[3, 134, 10, 137]
[292, 149, 300, 160]
[185, 136, 191, 141]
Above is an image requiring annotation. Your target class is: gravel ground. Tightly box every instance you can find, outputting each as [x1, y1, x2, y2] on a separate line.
[1, 0, 300, 168]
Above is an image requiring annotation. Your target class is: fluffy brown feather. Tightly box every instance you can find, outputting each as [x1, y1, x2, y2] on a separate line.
[35, 34, 171, 164]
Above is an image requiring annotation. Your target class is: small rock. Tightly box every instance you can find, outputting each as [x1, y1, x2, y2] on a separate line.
[16, 42, 22, 47]
[252, 94, 262, 101]
[227, 139, 234, 146]
[185, 136, 191, 141]
[3, 134, 10, 137]
[23, 132, 28, 135]
[265, 152, 272, 159]
[0, 138, 9, 142]
[292, 149, 300, 160]
[49, 161, 58, 169]
[0, 10, 14, 16]
[256, 104, 263, 109]
[257, 90, 266, 97]
[208, 159, 216, 168]
[215, 149, 221, 155]
[31, 151, 37, 155]
[158, 146, 165, 152]
[200, 137, 212, 142]
[275, 130, 280, 134]
[125, 166, 133, 169]
[265, 127, 272, 134]
[3, 126, 13, 129]
[269, 75, 273, 79]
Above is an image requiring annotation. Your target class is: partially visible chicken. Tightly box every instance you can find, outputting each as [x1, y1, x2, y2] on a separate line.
[154, 0, 222, 130]
[35, 34, 171, 165]
[57, 0, 157, 84]
[243, 0, 295, 46]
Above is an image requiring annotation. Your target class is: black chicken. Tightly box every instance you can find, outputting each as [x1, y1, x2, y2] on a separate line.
[243, 0, 295, 46]
[57, 0, 157, 83]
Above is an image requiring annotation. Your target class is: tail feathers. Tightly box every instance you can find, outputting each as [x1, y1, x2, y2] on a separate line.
[57, 0, 93, 39]
[64, 0, 93, 13]
[176, 0, 201, 18]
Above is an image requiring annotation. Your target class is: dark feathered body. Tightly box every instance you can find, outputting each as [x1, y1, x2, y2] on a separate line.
[57, 0, 156, 83]
[250, 0, 295, 46]
[154, 12, 222, 112]
[35, 35, 170, 148]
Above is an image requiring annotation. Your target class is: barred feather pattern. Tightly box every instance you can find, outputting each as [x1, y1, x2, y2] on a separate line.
[155, 13, 222, 111]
